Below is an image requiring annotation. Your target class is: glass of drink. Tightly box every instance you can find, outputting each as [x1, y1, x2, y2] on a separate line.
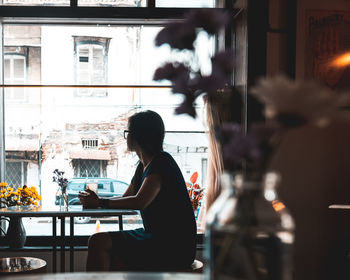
[86, 180, 98, 194]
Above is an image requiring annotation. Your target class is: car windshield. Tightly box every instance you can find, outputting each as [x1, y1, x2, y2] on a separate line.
[68, 182, 85, 191]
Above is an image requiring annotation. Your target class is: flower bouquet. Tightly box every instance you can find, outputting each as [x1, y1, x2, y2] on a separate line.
[52, 169, 69, 209]
[186, 172, 204, 214]
[0, 182, 41, 207]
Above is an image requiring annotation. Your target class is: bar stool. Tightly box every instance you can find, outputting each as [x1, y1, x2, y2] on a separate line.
[0, 257, 47, 275]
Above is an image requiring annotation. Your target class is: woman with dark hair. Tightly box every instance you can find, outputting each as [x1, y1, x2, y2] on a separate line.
[79, 110, 197, 271]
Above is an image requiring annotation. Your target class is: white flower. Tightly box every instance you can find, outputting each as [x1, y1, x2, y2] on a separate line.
[250, 75, 350, 127]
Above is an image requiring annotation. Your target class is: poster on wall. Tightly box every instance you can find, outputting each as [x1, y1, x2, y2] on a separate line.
[305, 10, 350, 89]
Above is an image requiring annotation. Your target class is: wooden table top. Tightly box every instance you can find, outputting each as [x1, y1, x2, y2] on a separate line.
[1, 272, 204, 280]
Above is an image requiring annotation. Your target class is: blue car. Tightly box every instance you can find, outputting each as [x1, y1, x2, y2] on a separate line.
[55, 177, 129, 223]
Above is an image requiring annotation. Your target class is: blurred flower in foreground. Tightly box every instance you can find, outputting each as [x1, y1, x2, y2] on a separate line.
[154, 9, 233, 118]
[216, 121, 282, 176]
[250, 75, 350, 128]
[153, 9, 350, 176]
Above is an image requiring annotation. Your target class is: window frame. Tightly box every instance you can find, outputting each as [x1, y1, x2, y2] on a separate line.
[4, 53, 27, 102]
[74, 37, 110, 97]
[0, 4, 237, 244]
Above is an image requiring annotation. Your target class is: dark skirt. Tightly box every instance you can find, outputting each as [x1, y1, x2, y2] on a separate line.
[108, 228, 195, 270]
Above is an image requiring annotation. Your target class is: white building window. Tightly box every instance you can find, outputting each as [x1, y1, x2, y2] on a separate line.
[4, 54, 26, 102]
[74, 37, 110, 97]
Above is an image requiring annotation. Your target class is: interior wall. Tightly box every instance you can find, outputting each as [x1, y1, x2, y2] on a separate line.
[266, 0, 350, 79]
[295, 0, 350, 79]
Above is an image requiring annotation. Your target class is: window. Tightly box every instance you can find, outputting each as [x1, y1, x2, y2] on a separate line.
[4, 54, 26, 102]
[1, 23, 211, 237]
[82, 139, 99, 149]
[78, 0, 145, 7]
[156, 0, 215, 7]
[74, 37, 110, 97]
[73, 159, 106, 177]
[0, 3, 225, 236]
[5, 161, 27, 187]
[2, 0, 70, 6]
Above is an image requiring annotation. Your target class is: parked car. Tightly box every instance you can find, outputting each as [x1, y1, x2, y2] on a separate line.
[55, 177, 129, 223]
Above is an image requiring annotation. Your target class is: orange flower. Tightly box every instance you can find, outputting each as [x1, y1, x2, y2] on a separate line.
[187, 172, 204, 211]
[0, 183, 41, 207]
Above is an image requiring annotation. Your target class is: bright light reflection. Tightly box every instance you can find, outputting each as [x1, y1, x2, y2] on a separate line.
[264, 190, 276, 201]
[272, 200, 285, 212]
[332, 52, 350, 68]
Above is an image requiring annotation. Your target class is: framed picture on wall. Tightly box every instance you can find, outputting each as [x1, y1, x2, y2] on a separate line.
[305, 10, 350, 89]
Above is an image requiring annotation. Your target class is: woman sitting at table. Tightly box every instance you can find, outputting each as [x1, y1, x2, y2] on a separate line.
[79, 110, 197, 271]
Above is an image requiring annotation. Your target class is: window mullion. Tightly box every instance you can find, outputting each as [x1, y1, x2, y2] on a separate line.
[0, 22, 5, 184]
[70, 0, 77, 8]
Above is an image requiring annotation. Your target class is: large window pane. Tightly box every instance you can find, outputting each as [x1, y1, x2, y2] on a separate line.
[3, 23, 211, 235]
[156, 0, 215, 8]
[78, 0, 146, 7]
[2, 0, 69, 6]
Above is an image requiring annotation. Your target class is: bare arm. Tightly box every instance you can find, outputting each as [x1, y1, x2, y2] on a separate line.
[108, 174, 161, 209]
[79, 174, 162, 210]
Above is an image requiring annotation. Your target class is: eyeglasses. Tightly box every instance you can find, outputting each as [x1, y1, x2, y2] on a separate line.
[123, 130, 129, 139]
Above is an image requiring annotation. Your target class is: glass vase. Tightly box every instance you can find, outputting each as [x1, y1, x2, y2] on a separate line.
[204, 171, 295, 280]
[60, 192, 68, 211]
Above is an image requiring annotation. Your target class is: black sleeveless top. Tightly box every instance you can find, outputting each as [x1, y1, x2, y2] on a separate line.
[132, 151, 197, 247]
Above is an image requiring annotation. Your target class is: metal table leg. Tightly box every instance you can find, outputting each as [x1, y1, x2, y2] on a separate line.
[52, 216, 57, 273]
[70, 216, 74, 272]
[60, 217, 65, 272]
[118, 215, 123, 231]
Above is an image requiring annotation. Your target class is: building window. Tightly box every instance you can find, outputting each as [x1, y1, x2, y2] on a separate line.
[4, 54, 27, 102]
[74, 37, 110, 97]
[73, 159, 106, 177]
[5, 161, 27, 187]
[82, 139, 99, 149]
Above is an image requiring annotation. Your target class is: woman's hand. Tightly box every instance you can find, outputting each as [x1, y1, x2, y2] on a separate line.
[78, 189, 100, 208]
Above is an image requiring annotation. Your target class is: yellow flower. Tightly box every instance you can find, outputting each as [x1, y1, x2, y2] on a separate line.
[1, 184, 40, 206]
